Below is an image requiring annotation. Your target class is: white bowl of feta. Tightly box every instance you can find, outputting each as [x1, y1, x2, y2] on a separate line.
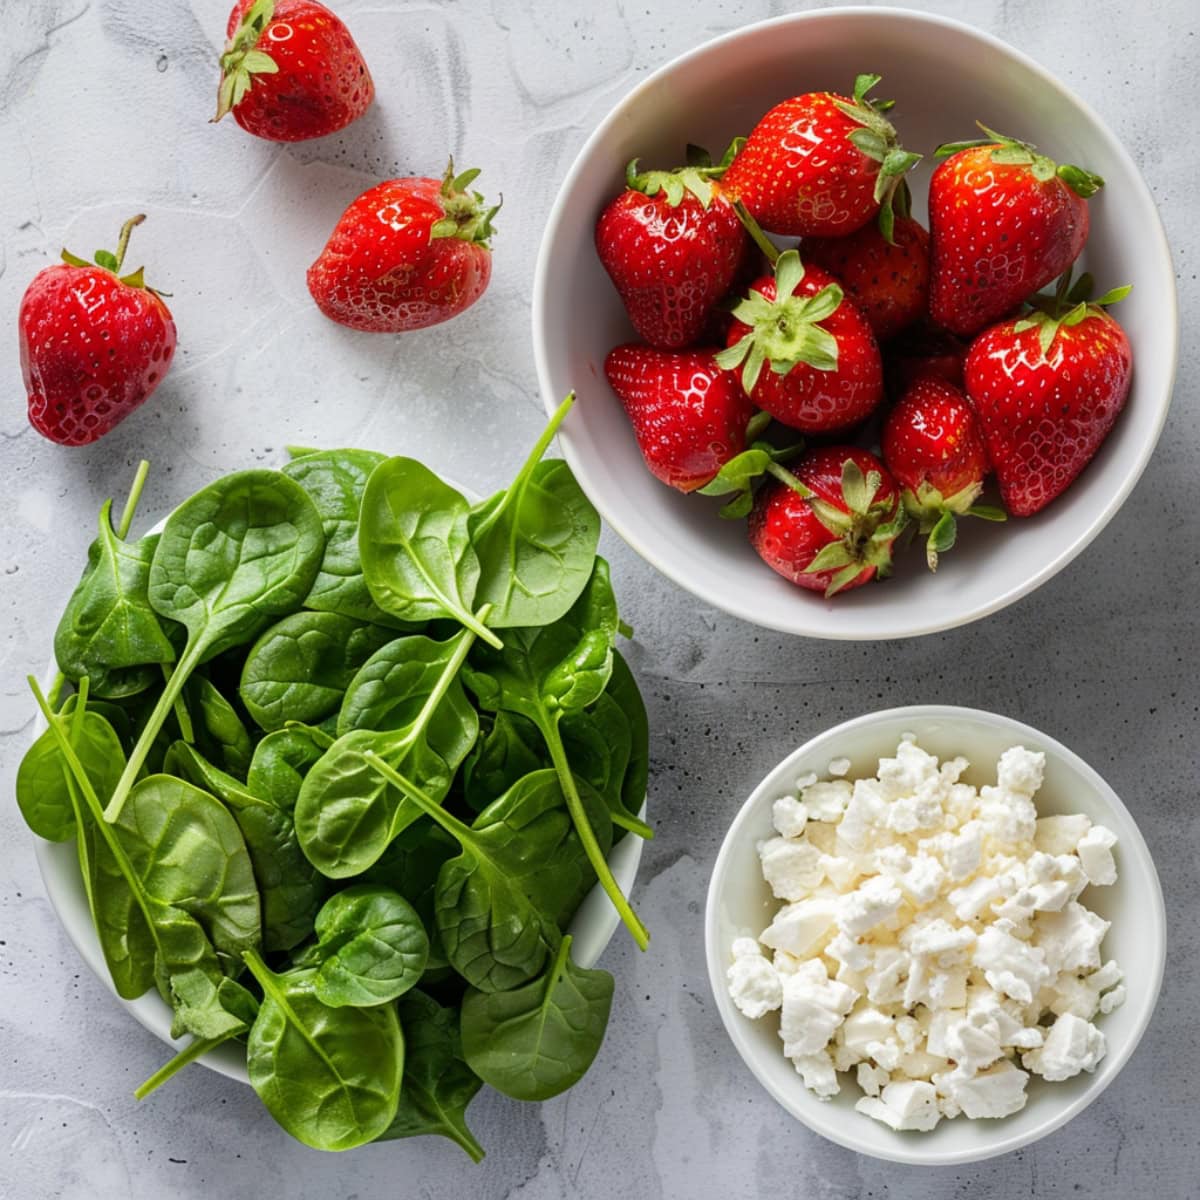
[704, 706, 1165, 1165]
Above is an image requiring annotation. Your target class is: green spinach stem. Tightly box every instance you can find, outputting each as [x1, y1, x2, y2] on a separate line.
[134, 1034, 223, 1100]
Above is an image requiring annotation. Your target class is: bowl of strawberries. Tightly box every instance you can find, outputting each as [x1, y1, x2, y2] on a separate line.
[532, 8, 1176, 639]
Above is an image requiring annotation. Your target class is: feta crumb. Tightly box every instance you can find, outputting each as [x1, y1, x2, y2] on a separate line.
[828, 757, 851, 777]
[856, 1062, 888, 1097]
[803, 779, 852, 822]
[758, 837, 825, 900]
[1035, 813, 1092, 855]
[793, 1050, 840, 1098]
[1076, 825, 1118, 886]
[1099, 984, 1126, 1014]
[935, 1060, 1029, 1119]
[838, 876, 903, 937]
[772, 794, 809, 839]
[1023, 1013, 1106, 1081]
[795, 771, 819, 790]
[760, 896, 839, 959]
[855, 1080, 941, 1131]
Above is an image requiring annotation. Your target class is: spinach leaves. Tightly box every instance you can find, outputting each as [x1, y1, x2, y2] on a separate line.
[461, 934, 614, 1102]
[21, 400, 652, 1159]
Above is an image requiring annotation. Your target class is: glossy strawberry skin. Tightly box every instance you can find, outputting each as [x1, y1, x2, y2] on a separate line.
[307, 177, 491, 332]
[604, 345, 754, 492]
[723, 93, 881, 237]
[803, 216, 930, 342]
[726, 266, 883, 433]
[929, 147, 1089, 337]
[595, 185, 745, 349]
[748, 446, 901, 594]
[224, 0, 373, 142]
[20, 265, 176, 447]
[882, 378, 989, 501]
[964, 309, 1132, 516]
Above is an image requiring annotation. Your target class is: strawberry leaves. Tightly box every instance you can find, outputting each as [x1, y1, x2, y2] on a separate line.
[625, 140, 743, 210]
[717, 250, 843, 393]
[60, 215, 159, 292]
[1015, 269, 1132, 359]
[430, 161, 501, 247]
[215, 0, 279, 123]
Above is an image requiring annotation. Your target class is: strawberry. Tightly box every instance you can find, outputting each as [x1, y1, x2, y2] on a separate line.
[928, 125, 1103, 337]
[604, 345, 755, 492]
[215, 0, 373, 142]
[748, 447, 906, 597]
[596, 146, 747, 349]
[307, 163, 497, 333]
[884, 323, 968, 398]
[882, 378, 1005, 570]
[20, 216, 176, 447]
[802, 209, 930, 341]
[717, 249, 883, 434]
[963, 274, 1133, 517]
[722, 74, 920, 239]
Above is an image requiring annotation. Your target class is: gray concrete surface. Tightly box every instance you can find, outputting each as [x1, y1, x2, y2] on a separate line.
[1, 1, 1195, 1197]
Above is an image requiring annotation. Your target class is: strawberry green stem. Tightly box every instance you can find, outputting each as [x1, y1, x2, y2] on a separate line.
[732, 201, 781, 265]
[113, 216, 145, 274]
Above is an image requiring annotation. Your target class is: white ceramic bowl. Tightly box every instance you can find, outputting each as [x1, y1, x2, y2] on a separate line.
[533, 8, 1177, 640]
[704, 705, 1165, 1164]
[34, 485, 646, 1085]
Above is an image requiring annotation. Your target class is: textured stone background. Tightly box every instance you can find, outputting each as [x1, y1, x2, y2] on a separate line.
[1, 1, 1196, 1197]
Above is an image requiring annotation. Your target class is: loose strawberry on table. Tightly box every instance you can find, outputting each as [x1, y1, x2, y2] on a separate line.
[718, 249, 883, 434]
[882, 378, 1005, 570]
[964, 273, 1133, 517]
[928, 125, 1103, 337]
[595, 146, 747, 349]
[722, 73, 920, 239]
[215, 0, 373, 142]
[604, 345, 756, 492]
[20, 216, 176, 447]
[307, 163, 497, 333]
[748, 447, 906, 597]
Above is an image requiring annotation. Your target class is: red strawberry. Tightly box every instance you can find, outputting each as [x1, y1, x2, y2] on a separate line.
[307, 164, 496, 333]
[929, 126, 1103, 337]
[882, 378, 1005, 570]
[604, 345, 755, 492]
[20, 216, 176, 447]
[718, 250, 883, 434]
[748, 447, 906, 596]
[803, 211, 930, 341]
[722, 74, 920, 238]
[596, 147, 747, 349]
[964, 277, 1133, 517]
[884, 323, 968, 398]
[216, 0, 373, 142]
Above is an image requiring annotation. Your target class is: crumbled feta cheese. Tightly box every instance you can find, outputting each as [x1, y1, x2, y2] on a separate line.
[828, 757, 851, 777]
[1076, 825, 1118, 886]
[855, 1080, 941, 1131]
[726, 939, 783, 1020]
[793, 1050, 840, 1098]
[1023, 1013, 1106, 1081]
[1035, 813, 1092, 855]
[760, 896, 839, 959]
[730, 738, 1123, 1134]
[772, 795, 809, 839]
[758, 837, 825, 899]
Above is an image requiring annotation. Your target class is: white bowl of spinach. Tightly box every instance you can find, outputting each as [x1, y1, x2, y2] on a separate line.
[19, 396, 650, 1159]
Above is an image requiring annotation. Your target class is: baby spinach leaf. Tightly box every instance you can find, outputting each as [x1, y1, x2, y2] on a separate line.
[17, 707, 124, 842]
[464, 562, 649, 949]
[363, 755, 554, 992]
[54, 497, 177, 694]
[295, 628, 481, 878]
[282, 449, 404, 625]
[359, 458, 500, 648]
[105, 470, 325, 821]
[468, 403, 600, 627]
[246, 726, 327, 811]
[295, 885, 428, 1008]
[462, 711, 545, 812]
[186, 677, 254, 778]
[380, 989, 484, 1161]
[460, 934, 614, 1102]
[607, 649, 650, 819]
[239, 612, 395, 732]
[243, 950, 403, 1152]
[167, 742, 324, 954]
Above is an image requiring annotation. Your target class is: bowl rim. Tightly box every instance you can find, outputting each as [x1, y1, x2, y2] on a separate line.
[531, 5, 1179, 641]
[31, 475, 647, 1086]
[702, 703, 1167, 1165]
